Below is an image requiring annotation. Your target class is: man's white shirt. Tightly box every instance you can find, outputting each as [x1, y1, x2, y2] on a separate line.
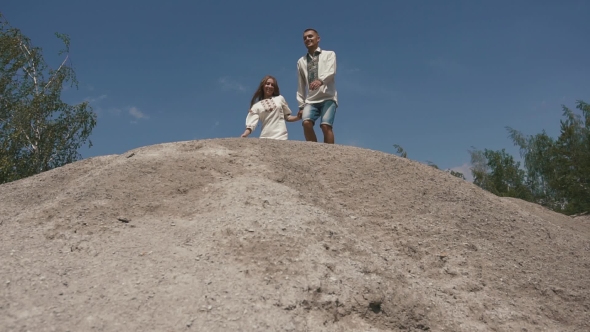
[296, 47, 338, 109]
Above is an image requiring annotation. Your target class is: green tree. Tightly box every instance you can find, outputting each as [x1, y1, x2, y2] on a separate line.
[0, 13, 96, 184]
[506, 129, 558, 208]
[507, 101, 589, 214]
[469, 148, 532, 200]
[551, 101, 590, 214]
[393, 144, 466, 180]
[392, 144, 407, 158]
[448, 170, 466, 180]
[425, 160, 439, 169]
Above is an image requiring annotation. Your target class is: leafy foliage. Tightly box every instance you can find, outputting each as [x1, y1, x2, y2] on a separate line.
[425, 160, 439, 169]
[448, 170, 466, 180]
[469, 148, 532, 200]
[393, 144, 407, 158]
[392, 144, 466, 180]
[470, 101, 589, 215]
[506, 128, 557, 207]
[0, 13, 96, 184]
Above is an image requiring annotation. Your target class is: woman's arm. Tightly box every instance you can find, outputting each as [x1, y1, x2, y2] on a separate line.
[241, 128, 252, 137]
[242, 109, 259, 137]
[285, 114, 301, 122]
[281, 96, 301, 122]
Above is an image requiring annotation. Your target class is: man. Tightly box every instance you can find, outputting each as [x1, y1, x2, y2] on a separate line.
[297, 28, 338, 144]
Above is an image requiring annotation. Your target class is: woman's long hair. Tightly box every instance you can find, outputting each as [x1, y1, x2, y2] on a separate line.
[250, 75, 280, 107]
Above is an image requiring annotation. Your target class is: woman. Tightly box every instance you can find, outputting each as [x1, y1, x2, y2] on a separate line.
[241, 75, 301, 140]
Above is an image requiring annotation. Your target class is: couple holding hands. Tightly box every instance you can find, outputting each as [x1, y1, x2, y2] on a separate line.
[241, 28, 338, 144]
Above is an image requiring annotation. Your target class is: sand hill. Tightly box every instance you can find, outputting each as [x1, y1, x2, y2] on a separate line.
[1, 138, 589, 332]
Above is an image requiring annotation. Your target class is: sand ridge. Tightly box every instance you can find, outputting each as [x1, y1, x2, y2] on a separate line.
[1, 138, 588, 331]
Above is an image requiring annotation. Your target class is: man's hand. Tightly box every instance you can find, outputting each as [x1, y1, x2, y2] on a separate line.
[297, 110, 303, 119]
[309, 80, 323, 90]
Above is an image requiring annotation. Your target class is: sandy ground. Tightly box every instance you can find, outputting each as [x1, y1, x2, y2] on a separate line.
[1, 138, 588, 332]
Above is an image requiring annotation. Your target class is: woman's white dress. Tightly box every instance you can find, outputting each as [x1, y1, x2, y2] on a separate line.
[246, 95, 293, 140]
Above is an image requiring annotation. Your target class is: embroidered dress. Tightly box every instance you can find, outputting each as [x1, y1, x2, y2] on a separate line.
[246, 95, 293, 140]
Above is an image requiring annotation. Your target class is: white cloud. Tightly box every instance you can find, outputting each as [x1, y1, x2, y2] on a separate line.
[82, 95, 146, 121]
[449, 163, 474, 182]
[83, 95, 110, 117]
[108, 107, 122, 115]
[85, 94, 107, 104]
[531, 100, 548, 111]
[218, 77, 246, 92]
[339, 61, 361, 74]
[128, 106, 149, 120]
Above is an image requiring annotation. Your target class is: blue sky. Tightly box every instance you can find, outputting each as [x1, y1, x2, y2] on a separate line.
[3, 0, 589, 180]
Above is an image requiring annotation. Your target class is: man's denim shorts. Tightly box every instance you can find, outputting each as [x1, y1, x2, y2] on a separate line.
[301, 100, 337, 127]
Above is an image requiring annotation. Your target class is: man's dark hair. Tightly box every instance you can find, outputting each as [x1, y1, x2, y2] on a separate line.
[303, 28, 319, 36]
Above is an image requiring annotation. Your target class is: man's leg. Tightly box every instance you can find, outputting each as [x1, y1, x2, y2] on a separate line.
[303, 121, 318, 142]
[319, 100, 337, 144]
[301, 104, 320, 142]
[320, 124, 334, 144]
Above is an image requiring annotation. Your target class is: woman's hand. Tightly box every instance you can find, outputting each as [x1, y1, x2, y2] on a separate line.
[241, 128, 252, 137]
[285, 115, 301, 122]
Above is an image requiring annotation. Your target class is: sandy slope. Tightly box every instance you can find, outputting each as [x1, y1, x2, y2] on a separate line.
[1, 138, 588, 332]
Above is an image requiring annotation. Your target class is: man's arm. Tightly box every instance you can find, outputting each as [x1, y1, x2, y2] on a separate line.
[296, 60, 307, 110]
[318, 51, 336, 85]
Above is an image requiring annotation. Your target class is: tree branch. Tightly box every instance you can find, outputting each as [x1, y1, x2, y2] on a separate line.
[18, 128, 36, 154]
[45, 54, 69, 89]
[18, 40, 39, 95]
